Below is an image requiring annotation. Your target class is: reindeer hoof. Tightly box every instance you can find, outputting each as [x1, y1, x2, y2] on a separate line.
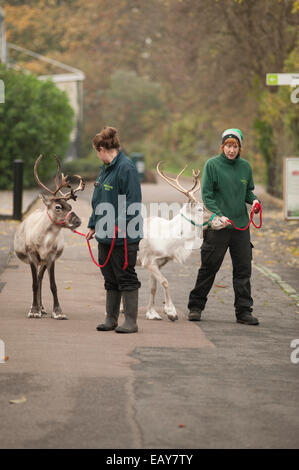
[51, 313, 68, 320]
[28, 311, 42, 318]
[167, 314, 178, 322]
[146, 311, 163, 320]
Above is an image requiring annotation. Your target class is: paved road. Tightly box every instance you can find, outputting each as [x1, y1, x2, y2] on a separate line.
[0, 181, 298, 449]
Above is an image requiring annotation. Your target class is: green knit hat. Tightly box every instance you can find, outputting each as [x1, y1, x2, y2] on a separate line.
[222, 128, 243, 147]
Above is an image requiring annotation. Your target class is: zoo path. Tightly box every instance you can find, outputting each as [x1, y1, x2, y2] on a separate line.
[0, 181, 298, 449]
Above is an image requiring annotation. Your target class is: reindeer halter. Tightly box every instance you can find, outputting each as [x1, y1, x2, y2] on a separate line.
[46, 209, 73, 226]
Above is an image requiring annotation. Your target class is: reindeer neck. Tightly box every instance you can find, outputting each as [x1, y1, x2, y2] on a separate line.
[181, 203, 198, 222]
[169, 205, 197, 239]
[41, 209, 63, 235]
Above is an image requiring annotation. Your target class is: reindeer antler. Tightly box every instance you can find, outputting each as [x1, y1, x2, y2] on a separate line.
[34, 154, 85, 201]
[55, 174, 85, 201]
[34, 154, 57, 195]
[156, 161, 201, 202]
[188, 169, 201, 200]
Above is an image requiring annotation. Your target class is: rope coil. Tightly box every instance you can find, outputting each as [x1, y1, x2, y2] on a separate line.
[46, 210, 128, 270]
[227, 202, 262, 231]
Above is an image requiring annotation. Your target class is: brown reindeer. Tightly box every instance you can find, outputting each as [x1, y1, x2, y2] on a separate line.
[14, 154, 85, 319]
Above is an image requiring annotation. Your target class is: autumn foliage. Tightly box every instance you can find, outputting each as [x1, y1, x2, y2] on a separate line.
[2, 0, 299, 195]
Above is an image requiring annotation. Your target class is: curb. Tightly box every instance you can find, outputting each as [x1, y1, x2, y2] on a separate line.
[0, 191, 39, 221]
[253, 263, 299, 307]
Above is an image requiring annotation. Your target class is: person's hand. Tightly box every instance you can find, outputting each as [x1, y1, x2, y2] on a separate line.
[251, 199, 261, 214]
[86, 228, 95, 240]
[219, 216, 231, 227]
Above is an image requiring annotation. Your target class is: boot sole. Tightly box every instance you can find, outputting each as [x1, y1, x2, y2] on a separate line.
[115, 327, 138, 334]
[236, 319, 259, 325]
[188, 312, 202, 321]
[96, 324, 117, 331]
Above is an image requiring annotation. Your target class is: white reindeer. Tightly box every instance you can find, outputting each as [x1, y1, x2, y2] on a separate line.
[14, 154, 85, 320]
[137, 162, 226, 321]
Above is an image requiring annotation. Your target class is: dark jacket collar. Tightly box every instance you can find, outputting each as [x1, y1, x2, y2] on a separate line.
[101, 150, 124, 171]
[220, 152, 240, 164]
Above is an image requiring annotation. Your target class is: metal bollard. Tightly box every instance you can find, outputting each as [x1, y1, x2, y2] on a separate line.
[13, 159, 24, 220]
[131, 153, 145, 182]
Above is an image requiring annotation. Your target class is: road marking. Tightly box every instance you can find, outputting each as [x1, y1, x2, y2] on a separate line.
[253, 263, 299, 307]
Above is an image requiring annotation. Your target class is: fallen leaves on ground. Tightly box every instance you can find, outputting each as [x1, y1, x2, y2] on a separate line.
[251, 209, 299, 270]
[9, 396, 27, 405]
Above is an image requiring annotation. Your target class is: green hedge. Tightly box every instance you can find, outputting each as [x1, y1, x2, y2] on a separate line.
[0, 66, 74, 189]
[62, 152, 101, 180]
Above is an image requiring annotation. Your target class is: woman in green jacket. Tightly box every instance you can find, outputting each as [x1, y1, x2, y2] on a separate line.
[187, 129, 261, 325]
[86, 126, 142, 333]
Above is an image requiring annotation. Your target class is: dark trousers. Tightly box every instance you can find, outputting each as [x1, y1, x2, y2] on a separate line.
[188, 228, 253, 314]
[98, 242, 141, 291]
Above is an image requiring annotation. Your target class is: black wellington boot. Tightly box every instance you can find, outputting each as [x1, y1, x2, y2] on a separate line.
[188, 310, 202, 321]
[236, 311, 259, 325]
[115, 290, 138, 334]
[96, 290, 121, 331]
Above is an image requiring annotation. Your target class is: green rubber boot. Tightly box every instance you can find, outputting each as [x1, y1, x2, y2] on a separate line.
[96, 290, 121, 331]
[115, 290, 138, 334]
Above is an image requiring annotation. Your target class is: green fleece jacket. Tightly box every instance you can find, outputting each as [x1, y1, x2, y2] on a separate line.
[88, 150, 143, 245]
[201, 153, 259, 229]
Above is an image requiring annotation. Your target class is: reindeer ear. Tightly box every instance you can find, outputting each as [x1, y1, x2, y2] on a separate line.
[39, 193, 51, 207]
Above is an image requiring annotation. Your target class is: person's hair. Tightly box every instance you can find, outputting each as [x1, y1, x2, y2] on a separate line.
[92, 126, 120, 151]
[220, 137, 242, 154]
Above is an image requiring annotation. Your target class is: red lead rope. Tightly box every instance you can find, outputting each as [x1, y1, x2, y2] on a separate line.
[48, 202, 261, 270]
[74, 227, 128, 270]
[227, 202, 262, 231]
[46, 210, 128, 270]
[74, 203, 262, 269]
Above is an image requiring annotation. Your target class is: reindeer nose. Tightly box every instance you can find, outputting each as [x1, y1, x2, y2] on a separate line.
[71, 216, 81, 228]
[66, 211, 81, 228]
